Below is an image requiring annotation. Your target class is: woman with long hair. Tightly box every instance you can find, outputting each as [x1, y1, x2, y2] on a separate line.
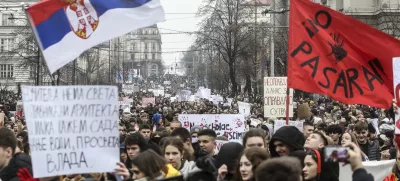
[302, 149, 339, 181]
[341, 132, 369, 161]
[232, 147, 269, 181]
[162, 137, 198, 177]
[115, 149, 181, 181]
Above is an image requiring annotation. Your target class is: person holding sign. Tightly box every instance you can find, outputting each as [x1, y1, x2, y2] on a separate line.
[0, 128, 32, 181]
[124, 133, 147, 169]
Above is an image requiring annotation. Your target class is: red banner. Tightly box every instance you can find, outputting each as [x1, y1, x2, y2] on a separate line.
[288, 0, 400, 108]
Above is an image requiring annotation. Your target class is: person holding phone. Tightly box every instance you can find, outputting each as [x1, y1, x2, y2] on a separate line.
[302, 149, 339, 181]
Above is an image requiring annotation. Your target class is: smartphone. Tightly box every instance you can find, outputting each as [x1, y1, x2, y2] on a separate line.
[324, 146, 349, 162]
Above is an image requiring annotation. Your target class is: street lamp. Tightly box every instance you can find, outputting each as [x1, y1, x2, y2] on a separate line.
[261, 8, 289, 77]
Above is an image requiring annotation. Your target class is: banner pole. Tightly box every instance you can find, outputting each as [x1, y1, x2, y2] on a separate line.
[285, 87, 290, 125]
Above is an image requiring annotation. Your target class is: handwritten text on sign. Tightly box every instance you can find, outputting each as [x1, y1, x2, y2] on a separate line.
[264, 77, 293, 118]
[22, 86, 120, 178]
[179, 114, 245, 142]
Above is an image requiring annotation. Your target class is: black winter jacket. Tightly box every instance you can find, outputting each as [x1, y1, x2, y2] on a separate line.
[0, 153, 32, 181]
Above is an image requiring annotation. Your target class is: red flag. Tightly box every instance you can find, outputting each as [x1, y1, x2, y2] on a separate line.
[288, 0, 400, 108]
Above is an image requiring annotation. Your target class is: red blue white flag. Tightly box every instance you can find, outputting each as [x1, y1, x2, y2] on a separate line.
[27, 0, 165, 73]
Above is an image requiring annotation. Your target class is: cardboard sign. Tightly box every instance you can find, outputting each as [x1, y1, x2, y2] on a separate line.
[273, 120, 303, 134]
[238, 101, 251, 116]
[22, 86, 119, 178]
[142, 97, 155, 107]
[179, 114, 246, 142]
[264, 77, 293, 118]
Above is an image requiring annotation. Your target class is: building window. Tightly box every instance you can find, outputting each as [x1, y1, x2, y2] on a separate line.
[152, 53, 155, 60]
[0, 64, 13, 78]
[152, 43, 156, 50]
[144, 30, 147, 34]
[131, 53, 135, 60]
[144, 43, 147, 49]
[150, 64, 158, 75]
[0, 38, 14, 52]
[26, 40, 37, 52]
[144, 54, 148, 59]
[1, 14, 12, 26]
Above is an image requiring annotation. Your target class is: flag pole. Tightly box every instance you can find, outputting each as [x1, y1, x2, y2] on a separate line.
[24, 5, 56, 85]
[286, 87, 290, 125]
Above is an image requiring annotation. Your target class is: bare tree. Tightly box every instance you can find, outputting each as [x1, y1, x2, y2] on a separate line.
[197, 0, 256, 96]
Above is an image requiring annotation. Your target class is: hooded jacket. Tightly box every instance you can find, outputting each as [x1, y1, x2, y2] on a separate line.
[216, 142, 244, 181]
[269, 126, 305, 157]
[0, 153, 32, 181]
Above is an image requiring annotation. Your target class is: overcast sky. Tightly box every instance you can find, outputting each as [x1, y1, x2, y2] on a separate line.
[158, 0, 204, 72]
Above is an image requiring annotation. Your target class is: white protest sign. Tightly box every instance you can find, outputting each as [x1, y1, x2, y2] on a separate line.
[119, 101, 131, 109]
[238, 101, 251, 116]
[179, 114, 246, 142]
[340, 160, 394, 181]
[393, 57, 400, 134]
[153, 89, 165, 96]
[142, 97, 155, 107]
[273, 120, 303, 134]
[22, 86, 119, 178]
[264, 77, 293, 118]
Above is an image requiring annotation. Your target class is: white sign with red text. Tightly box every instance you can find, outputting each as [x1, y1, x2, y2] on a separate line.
[178, 114, 245, 142]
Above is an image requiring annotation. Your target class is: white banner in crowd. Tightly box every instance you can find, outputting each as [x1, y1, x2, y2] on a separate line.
[264, 77, 293, 118]
[238, 101, 251, 116]
[178, 114, 246, 142]
[118, 101, 131, 109]
[152, 89, 165, 96]
[273, 120, 303, 133]
[22, 86, 119, 178]
[197, 88, 211, 99]
[393, 57, 400, 134]
[142, 97, 155, 107]
[177, 90, 191, 102]
[340, 160, 394, 181]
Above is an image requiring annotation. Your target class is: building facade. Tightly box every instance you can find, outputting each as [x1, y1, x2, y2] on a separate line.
[323, 0, 400, 38]
[0, 0, 36, 91]
[119, 25, 163, 83]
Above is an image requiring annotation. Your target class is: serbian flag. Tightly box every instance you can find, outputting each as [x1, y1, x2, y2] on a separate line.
[288, 0, 400, 108]
[27, 0, 165, 73]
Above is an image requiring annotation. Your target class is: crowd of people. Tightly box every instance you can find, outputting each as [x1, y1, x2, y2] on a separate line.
[0, 90, 399, 181]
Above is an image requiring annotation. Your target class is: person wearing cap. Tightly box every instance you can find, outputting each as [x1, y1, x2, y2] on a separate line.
[190, 126, 202, 142]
